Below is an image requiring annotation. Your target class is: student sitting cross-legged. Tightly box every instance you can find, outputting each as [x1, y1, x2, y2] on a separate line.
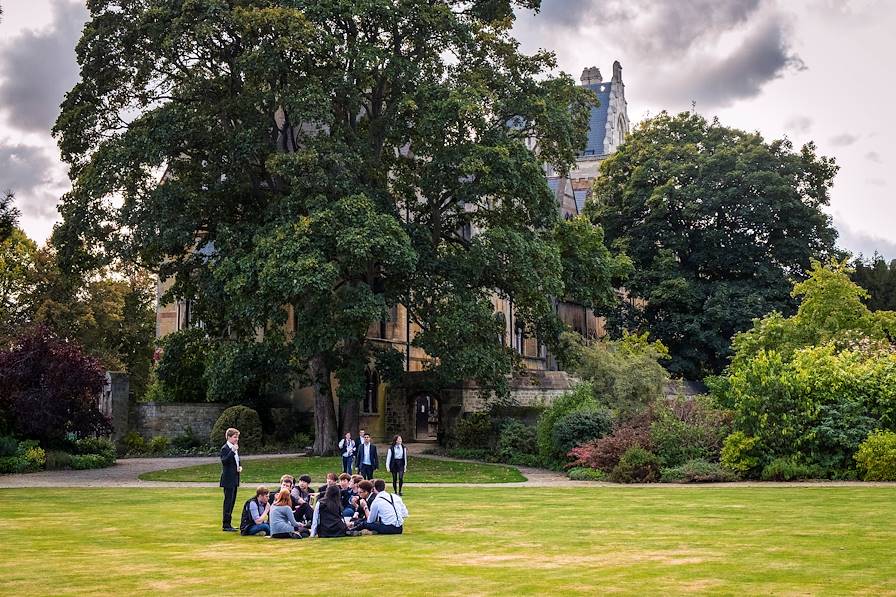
[270, 489, 308, 539]
[310, 484, 351, 538]
[239, 485, 271, 536]
[353, 478, 409, 535]
[291, 474, 314, 524]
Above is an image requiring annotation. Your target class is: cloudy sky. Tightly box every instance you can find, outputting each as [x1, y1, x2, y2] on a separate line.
[1, 0, 895, 258]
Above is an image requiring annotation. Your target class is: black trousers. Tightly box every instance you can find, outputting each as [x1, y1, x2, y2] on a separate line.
[294, 502, 313, 523]
[391, 464, 405, 494]
[360, 464, 375, 480]
[222, 486, 238, 528]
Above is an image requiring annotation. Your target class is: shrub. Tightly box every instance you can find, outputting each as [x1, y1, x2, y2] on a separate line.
[75, 437, 116, 467]
[567, 416, 652, 472]
[660, 459, 737, 483]
[496, 419, 538, 462]
[147, 436, 170, 455]
[210, 405, 263, 451]
[550, 408, 613, 462]
[506, 452, 544, 467]
[855, 431, 896, 481]
[0, 456, 28, 474]
[446, 448, 493, 461]
[45, 450, 73, 470]
[171, 427, 205, 451]
[0, 435, 17, 457]
[22, 446, 46, 471]
[567, 467, 606, 481]
[0, 326, 110, 442]
[568, 332, 669, 417]
[650, 397, 730, 467]
[760, 457, 826, 481]
[610, 446, 661, 483]
[120, 431, 146, 455]
[70, 454, 108, 469]
[142, 372, 174, 403]
[720, 431, 764, 478]
[291, 432, 313, 451]
[453, 412, 494, 450]
[536, 382, 597, 463]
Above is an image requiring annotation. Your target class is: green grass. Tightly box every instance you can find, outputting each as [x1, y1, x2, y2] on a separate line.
[2, 487, 895, 595]
[138, 455, 526, 484]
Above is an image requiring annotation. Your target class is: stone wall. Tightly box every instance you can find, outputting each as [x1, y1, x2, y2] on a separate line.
[132, 402, 228, 440]
[461, 371, 578, 412]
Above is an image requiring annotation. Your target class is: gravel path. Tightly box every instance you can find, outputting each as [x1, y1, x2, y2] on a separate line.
[1, 445, 894, 489]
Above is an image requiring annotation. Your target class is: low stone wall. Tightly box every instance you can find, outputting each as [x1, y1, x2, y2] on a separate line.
[132, 402, 228, 440]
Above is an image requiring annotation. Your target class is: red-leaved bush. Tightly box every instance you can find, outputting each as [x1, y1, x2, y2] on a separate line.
[0, 326, 111, 442]
[568, 416, 652, 472]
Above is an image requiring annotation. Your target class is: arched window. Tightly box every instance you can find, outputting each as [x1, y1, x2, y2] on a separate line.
[363, 367, 379, 414]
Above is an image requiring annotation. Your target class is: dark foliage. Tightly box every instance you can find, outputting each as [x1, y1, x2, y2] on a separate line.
[0, 326, 110, 442]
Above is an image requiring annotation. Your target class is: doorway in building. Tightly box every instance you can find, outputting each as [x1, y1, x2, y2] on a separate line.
[413, 394, 439, 441]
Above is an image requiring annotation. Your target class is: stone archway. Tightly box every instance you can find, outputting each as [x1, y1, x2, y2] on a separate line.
[412, 393, 439, 441]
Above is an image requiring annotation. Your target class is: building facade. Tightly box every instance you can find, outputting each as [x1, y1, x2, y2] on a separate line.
[156, 62, 630, 442]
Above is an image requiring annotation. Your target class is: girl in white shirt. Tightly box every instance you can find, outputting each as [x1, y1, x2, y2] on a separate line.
[386, 435, 407, 495]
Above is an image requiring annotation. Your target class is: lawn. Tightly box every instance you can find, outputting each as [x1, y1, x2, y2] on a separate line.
[1, 487, 894, 595]
[138, 455, 526, 484]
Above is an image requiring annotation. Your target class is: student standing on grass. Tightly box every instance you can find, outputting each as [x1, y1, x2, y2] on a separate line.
[385, 435, 407, 496]
[356, 433, 379, 480]
[338, 432, 356, 475]
[270, 489, 308, 539]
[355, 428, 366, 471]
[219, 427, 242, 532]
[239, 486, 271, 536]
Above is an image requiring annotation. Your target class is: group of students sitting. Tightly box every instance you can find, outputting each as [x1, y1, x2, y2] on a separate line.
[238, 472, 409, 539]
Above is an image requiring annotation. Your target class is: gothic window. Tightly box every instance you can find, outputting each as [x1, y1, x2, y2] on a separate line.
[363, 368, 379, 414]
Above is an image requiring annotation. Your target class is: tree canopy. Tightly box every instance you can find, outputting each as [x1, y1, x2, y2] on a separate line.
[54, 0, 627, 453]
[588, 111, 841, 378]
[852, 254, 896, 312]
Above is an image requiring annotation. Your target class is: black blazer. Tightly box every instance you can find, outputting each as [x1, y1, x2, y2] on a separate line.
[219, 444, 240, 488]
[355, 443, 379, 470]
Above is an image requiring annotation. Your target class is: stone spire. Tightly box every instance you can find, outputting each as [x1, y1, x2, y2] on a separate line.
[612, 60, 623, 83]
[580, 67, 603, 85]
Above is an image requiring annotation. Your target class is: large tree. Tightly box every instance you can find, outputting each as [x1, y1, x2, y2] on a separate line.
[54, 0, 627, 454]
[589, 111, 841, 378]
[852, 254, 896, 312]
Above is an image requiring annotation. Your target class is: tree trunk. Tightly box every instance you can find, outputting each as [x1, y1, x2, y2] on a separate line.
[340, 398, 360, 440]
[310, 353, 338, 456]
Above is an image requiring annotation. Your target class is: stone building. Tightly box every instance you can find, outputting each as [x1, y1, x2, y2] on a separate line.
[155, 62, 630, 443]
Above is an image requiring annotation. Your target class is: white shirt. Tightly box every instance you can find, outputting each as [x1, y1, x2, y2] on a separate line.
[386, 445, 407, 471]
[338, 438, 355, 458]
[361, 443, 372, 465]
[227, 441, 240, 468]
[367, 491, 408, 527]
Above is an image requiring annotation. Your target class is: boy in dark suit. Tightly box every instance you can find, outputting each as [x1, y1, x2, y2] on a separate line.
[355, 433, 379, 480]
[220, 427, 242, 531]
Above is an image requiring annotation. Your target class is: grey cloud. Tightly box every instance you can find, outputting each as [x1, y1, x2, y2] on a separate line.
[785, 115, 813, 134]
[836, 218, 896, 261]
[650, 17, 805, 109]
[866, 151, 882, 163]
[830, 133, 860, 147]
[0, 0, 88, 133]
[524, 0, 803, 109]
[0, 143, 57, 194]
[0, 142, 65, 219]
[536, 0, 762, 58]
